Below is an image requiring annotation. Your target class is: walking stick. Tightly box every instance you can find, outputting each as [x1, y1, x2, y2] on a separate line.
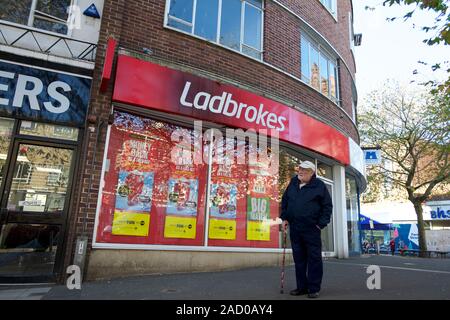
[280, 221, 288, 294]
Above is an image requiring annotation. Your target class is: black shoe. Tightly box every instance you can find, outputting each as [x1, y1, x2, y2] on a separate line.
[308, 292, 320, 298]
[290, 289, 308, 296]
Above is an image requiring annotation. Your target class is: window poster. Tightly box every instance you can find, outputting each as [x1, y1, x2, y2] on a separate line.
[246, 196, 271, 241]
[95, 111, 206, 246]
[166, 178, 198, 216]
[112, 170, 154, 237]
[208, 182, 238, 240]
[210, 183, 237, 218]
[115, 171, 154, 212]
[164, 177, 199, 239]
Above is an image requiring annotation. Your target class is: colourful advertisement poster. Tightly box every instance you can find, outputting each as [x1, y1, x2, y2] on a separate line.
[247, 220, 270, 241]
[247, 196, 270, 221]
[166, 178, 199, 216]
[208, 219, 236, 240]
[112, 211, 150, 237]
[210, 183, 237, 219]
[116, 171, 154, 212]
[164, 216, 197, 239]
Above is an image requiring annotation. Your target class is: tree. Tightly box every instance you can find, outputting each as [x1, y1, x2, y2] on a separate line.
[359, 83, 450, 255]
[382, 0, 450, 95]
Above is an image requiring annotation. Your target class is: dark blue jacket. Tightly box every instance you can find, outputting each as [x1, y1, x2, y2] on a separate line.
[280, 175, 333, 230]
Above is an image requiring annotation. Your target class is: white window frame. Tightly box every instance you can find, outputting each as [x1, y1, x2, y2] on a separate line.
[300, 34, 340, 104]
[0, 0, 76, 36]
[164, 0, 264, 61]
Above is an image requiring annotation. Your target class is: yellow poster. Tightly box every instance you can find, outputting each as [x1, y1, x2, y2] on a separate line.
[208, 219, 236, 240]
[247, 220, 270, 241]
[164, 216, 197, 239]
[112, 211, 150, 237]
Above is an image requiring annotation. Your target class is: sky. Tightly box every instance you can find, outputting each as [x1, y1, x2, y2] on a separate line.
[352, 0, 450, 102]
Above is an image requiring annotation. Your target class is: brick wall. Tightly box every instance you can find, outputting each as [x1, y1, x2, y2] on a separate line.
[62, 0, 360, 279]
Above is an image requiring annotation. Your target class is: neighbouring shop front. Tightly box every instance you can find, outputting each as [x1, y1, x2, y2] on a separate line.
[86, 53, 365, 278]
[0, 59, 91, 282]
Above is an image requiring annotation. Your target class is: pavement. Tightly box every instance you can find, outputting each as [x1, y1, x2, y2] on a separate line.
[0, 255, 450, 300]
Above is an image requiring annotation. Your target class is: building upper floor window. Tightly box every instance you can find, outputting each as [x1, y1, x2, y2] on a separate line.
[301, 35, 339, 103]
[0, 0, 72, 35]
[166, 0, 263, 60]
[320, 0, 337, 17]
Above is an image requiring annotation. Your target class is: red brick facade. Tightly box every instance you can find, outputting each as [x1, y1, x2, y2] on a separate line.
[62, 0, 360, 281]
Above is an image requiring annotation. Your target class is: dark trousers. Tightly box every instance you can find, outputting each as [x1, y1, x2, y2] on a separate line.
[290, 227, 323, 293]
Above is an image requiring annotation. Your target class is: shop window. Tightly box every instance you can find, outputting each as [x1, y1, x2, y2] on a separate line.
[0, 0, 73, 35]
[166, 0, 263, 60]
[207, 133, 280, 248]
[7, 145, 73, 213]
[300, 35, 339, 103]
[95, 111, 284, 249]
[95, 111, 208, 246]
[346, 175, 361, 254]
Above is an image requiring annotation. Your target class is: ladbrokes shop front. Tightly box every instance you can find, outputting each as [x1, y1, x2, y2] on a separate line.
[87, 53, 366, 279]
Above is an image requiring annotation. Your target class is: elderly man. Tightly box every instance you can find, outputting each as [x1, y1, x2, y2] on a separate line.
[280, 160, 333, 298]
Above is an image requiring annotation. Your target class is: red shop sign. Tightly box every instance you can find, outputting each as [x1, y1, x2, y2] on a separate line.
[112, 55, 350, 165]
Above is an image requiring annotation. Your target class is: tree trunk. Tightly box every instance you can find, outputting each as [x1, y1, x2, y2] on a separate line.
[412, 200, 427, 257]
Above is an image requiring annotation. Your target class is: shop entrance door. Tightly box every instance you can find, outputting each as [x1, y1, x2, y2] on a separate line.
[0, 138, 75, 282]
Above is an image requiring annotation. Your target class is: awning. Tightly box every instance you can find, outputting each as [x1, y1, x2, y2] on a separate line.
[360, 214, 393, 230]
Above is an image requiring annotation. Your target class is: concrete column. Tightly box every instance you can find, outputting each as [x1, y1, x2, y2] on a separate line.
[333, 165, 349, 259]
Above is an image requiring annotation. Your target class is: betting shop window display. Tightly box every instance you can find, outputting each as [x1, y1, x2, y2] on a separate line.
[95, 111, 207, 246]
[95, 111, 282, 249]
[207, 134, 280, 248]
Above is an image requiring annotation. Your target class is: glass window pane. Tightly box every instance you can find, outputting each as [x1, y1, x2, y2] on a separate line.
[36, 0, 70, 21]
[95, 111, 208, 246]
[301, 37, 310, 82]
[220, 0, 242, 51]
[167, 17, 192, 33]
[20, 121, 79, 141]
[310, 47, 320, 90]
[246, 0, 263, 9]
[0, 224, 60, 277]
[194, 0, 219, 41]
[242, 45, 261, 60]
[320, 54, 329, 96]
[0, 118, 14, 186]
[329, 62, 337, 99]
[317, 161, 333, 180]
[243, 4, 262, 50]
[346, 176, 361, 254]
[0, 0, 32, 25]
[169, 0, 194, 23]
[7, 145, 74, 213]
[33, 18, 68, 34]
[321, 184, 334, 251]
